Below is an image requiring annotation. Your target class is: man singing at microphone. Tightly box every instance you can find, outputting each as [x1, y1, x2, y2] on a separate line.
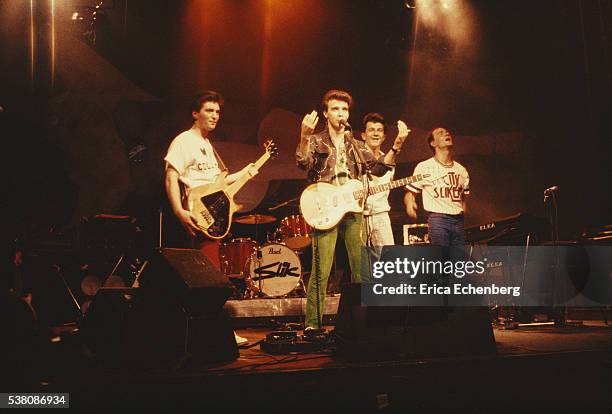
[296, 89, 407, 331]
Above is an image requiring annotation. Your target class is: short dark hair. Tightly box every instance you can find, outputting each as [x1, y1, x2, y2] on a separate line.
[361, 112, 387, 134]
[190, 90, 224, 114]
[321, 89, 353, 112]
[427, 128, 444, 154]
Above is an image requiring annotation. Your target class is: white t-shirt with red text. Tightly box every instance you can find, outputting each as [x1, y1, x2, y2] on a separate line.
[406, 157, 470, 215]
[164, 129, 222, 196]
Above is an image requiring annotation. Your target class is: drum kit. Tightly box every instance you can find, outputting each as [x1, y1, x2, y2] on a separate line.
[219, 213, 312, 299]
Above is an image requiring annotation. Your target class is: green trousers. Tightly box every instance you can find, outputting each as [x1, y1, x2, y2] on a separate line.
[305, 213, 364, 329]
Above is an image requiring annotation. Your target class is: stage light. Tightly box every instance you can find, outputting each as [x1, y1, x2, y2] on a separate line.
[51, 0, 55, 91]
[72, 12, 79, 20]
[30, 0, 35, 90]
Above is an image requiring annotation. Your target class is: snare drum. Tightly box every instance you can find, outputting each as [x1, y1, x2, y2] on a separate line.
[219, 238, 258, 278]
[248, 243, 301, 297]
[277, 215, 312, 250]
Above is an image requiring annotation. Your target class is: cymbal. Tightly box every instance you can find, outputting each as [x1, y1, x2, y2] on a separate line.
[234, 214, 277, 225]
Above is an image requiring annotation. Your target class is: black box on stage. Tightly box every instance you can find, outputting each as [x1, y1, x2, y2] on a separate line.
[80, 249, 238, 366]
[334, 283, 496, 361]
[139, 248, 234, 317]
[259, 331, 326, 354]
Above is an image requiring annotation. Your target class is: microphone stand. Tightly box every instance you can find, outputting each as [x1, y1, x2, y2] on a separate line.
[344, 125, 375, 247]
[344, 125, 376, 269]
[344, 125, 371, 181]
[544, 188, 566, 325]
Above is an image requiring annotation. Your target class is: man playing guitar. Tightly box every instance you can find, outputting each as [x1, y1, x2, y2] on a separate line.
[164, 90, 257, 269]
[296, 89, 407, 331]
[164, 91, 256, 345]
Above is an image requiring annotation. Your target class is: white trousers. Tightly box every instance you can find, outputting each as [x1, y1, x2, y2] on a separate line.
[365, 211, 394, 246]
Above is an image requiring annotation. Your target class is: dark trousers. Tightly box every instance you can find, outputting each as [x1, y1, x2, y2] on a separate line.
[427, 213, 465, 247]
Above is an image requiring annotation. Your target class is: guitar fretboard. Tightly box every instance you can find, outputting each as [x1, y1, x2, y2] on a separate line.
[352, 174, 430, 199]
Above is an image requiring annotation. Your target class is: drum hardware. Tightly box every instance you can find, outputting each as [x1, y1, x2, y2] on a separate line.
[51, 264, 82, 316]
[233, 214, 277, 225]
[267, 196, 300, 211]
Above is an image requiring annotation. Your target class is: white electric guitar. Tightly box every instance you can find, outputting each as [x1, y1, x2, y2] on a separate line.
[300, 174, 430, 230]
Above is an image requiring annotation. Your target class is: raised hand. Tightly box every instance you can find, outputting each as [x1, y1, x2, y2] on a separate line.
[393, 120, 411, 150]
[301, 110, 319, 138]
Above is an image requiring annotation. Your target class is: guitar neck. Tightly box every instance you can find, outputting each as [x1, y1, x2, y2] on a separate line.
[361, 175, 417, 197]
[350, 174, 427, 200]
[226, 152, 270, 196]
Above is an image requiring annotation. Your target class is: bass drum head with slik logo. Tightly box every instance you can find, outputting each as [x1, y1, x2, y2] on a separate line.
[248, 243, 301, 297]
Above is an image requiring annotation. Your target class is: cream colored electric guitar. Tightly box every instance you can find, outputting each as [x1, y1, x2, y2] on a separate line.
[188, 140, 278, 239]
[300, 173, 430, 230]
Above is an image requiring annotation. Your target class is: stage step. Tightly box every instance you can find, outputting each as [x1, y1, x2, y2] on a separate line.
[224, 295, 340, 318]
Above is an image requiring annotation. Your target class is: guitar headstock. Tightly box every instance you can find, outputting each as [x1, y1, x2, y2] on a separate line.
[264, 139, 279, 158]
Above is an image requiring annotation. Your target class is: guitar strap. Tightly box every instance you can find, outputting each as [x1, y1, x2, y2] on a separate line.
[212, 146, 228, 172]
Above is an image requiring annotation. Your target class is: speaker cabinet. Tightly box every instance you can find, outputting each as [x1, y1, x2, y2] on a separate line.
[140, 248, 234, 317]
[80, 249, 238, 366]
[334, 283, 496, 361]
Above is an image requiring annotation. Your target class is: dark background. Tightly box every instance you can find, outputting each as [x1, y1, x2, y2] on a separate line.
[1, 0, 610, 245]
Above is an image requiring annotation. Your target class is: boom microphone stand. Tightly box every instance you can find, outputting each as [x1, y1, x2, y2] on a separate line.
[342, 121, 373, 247]
[544, 185, 566, 325]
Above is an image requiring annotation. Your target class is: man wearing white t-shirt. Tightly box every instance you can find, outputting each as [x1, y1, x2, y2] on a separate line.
[404, 128, 469, 246]
[361, 113, 410, 246]
[165, 91, 256, 265]
[164, 91, 255, 345]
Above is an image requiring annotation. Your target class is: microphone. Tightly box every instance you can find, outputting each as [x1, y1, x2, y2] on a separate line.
[338, 119, 351, 130]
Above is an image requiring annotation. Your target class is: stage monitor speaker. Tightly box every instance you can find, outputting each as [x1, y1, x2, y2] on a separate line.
[334, 283, 496, 361]
[139, 248, 234, 317]
[80, 249, 238, 366]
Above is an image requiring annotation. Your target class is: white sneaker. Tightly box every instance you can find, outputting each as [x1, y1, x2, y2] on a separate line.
[234, 332, 248, 346]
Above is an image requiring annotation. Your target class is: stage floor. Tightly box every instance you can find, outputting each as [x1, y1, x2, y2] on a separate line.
[15, 318, 612, 411]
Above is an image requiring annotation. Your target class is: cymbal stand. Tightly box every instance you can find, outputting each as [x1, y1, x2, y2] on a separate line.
[52, 264, 82, 317]
[268, 197, 299, 212]
[255, 220, 264, 296]
[256, 247, 264, 296]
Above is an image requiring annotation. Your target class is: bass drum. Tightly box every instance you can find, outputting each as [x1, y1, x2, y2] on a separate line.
[248, 244, 302, 297]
